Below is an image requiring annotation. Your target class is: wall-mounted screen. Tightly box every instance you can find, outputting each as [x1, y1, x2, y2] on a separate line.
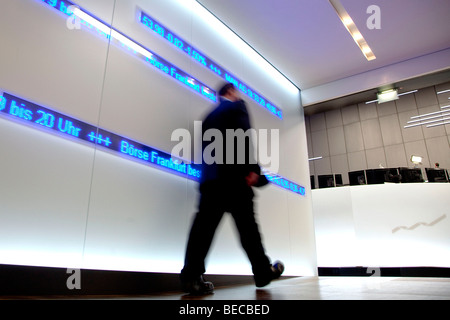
[139, 10, 282, 119]
[0, 92, 305, 195]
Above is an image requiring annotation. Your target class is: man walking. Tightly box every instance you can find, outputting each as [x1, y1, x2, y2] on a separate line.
[180, 82, 284, 295]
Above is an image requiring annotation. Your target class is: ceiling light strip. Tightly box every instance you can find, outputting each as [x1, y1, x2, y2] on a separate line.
[436, 89, 450, 94]
[397, 90, 418, 97]
[407, 112, 450, 123]
[404, 116, 450, 128]
[426, 121, 450, 128]
[410, 108, 450, 119]
[365, 99, 378, 105]
[329, 0, 376, 61]
[188, 0, 298, 95]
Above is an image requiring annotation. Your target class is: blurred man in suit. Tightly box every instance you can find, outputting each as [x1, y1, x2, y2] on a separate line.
[180, 82, 283, 295]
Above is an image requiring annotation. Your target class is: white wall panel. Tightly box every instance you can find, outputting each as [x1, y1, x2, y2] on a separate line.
[95, 44, 193, 152]
[325, 109, 343, 128]
[309, 113, 326, 132]
[379, 114, 403, 146]
[0, 0, 113, 124]
[0, 0, 316, 277]
[385, 144, 408, 167]
[314, 157, 332, 176]
[415, 86, 439, 108]
[426, 136, 450, 170]
[344, 122, 364, 152]
[327, 126, 346, 156]
[313, 184, 450, 268]
[376, 100, 397, 117]
[0, 0, 113, 267]
[395, 92, 417, 113]
[358, 103, 378, 121]
[83, 152, 192, 273]
[330, 154, 350, 185]
[341, 104, 359, 125]
[399, 110, 424, 143]
[347, 151, 367, 171]
[0, 118, 94, 268]
[361, 118, 383, 149]
[365, 147, 386, 169]
[311, 130, 329, 158]
[312, 187, 358, 267]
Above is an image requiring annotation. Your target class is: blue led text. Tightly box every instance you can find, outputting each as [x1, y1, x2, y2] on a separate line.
[38, 0, 216, 103]
[0, 92, 203, 182]
[121, 141, 149, 161]
[140, 11, 282, 119]
[9, 101, 33, 121]
[0, 92, 304, 195]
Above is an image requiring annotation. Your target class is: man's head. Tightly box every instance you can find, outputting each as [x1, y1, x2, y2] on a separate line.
[218, 83, 240, 102]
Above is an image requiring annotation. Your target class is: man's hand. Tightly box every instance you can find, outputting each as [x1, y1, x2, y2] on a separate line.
[245, 172, 259, 187]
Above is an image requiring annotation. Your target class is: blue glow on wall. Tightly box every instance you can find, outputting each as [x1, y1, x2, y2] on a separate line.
[264, 171, 306, 196]
[0, 92, 202, 181]
[38, 0, 288, 117]
[38, 0, 217, 103]
[13, 1, 303, 195]
[0, 93, 304, 195]
[39, 0, 281, 118]
[140, 11, 283, 119]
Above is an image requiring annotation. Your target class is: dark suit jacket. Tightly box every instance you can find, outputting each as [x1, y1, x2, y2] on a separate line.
[200, 98, 264, 188]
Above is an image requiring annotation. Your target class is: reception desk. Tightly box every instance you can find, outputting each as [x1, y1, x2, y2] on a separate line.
[312, 183, 450, 268]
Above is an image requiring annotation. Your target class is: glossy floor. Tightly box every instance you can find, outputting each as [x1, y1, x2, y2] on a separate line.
[149, 276, 450, 300]
[3, 276, 450, 300]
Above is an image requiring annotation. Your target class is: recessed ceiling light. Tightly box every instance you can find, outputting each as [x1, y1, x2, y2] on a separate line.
[329, 0, 376, 61]
[377, 89, 398, 104]
[352, 32, 363, 41]
[410, 155, 423, 165]
[366, 89, 417, 104]
[343, 16, 354, 26]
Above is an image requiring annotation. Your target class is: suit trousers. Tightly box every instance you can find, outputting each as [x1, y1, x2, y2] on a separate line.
[181, 180, 272, 281]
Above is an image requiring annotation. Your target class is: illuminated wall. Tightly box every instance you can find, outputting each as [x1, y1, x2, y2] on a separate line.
[313, 184, 450, 268]
[0, 0, 317, 276]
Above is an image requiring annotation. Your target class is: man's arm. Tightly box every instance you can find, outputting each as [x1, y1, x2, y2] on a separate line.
[231, 100, 261, 178]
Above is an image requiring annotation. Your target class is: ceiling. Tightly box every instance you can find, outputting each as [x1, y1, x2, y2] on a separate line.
[197, 0, 450, 113]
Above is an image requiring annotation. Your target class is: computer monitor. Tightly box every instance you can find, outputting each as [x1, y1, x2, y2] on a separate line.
[366, 169, 383, 184]
[335, 174, 343, 186]
[318, 175, 335, 188]
[310, 175, 316, 189]
[365, 168, 401, 184]
[348, 170, 366, 185]
[398, 167, 424, 183]
[384, 168, 402, 183]
[425, 168, 449, 182]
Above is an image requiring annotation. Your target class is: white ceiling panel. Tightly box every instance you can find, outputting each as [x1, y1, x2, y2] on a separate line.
[197, 0, 450, 93]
